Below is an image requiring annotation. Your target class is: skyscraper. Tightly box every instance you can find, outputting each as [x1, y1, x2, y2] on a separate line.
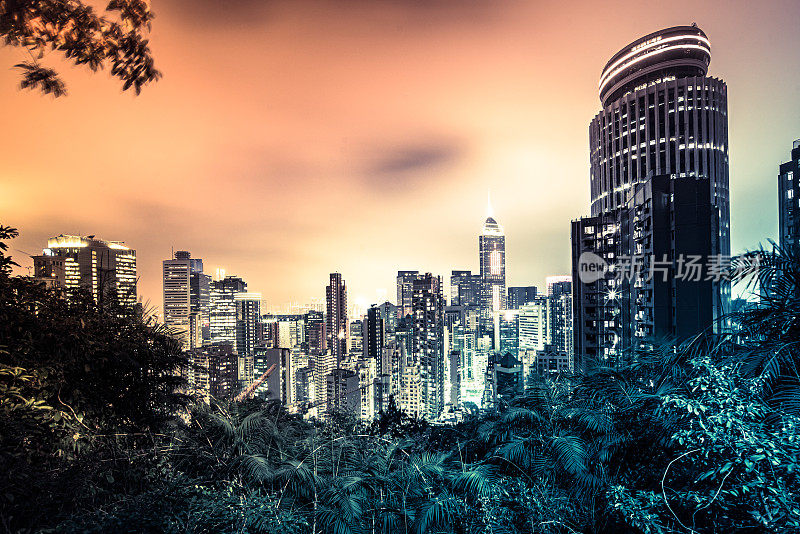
[162, 250, 209, 350]
[411, 273, 445, 420]
[519, 298, 549, 353]
[364, 305, 384, 364]
[304, 309, 326, 354]
[450, 270, 482, 307]
[590, 24, 730, 317]
[326, 272, 348, 366]
[396, 270, 422, 319]
[779, 139, 800, 252]
[507, 286, 537, 310]
[209, 275, 247, 348]
[546, 276, 573, 358]
[33, 234, 137, 306]
[479, 208, 506, 319]
[190, 267, 211, 345]
[235, 292, 261, 357]
[573, 24, 729, 368]
[318, 272, 348, 415]
[162, 251, 193, 350]
[494, 309, 519, 357]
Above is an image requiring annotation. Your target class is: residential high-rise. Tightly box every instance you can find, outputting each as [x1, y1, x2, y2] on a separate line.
[494, 310, 519, 358]
[235, 292, 261, 357]
[276, 314, 305, 349]
[410, 273, 446, 420]
[185, 343, 238, 402]
[450, 270, 482, 307]
[483, 352, 524, 409]
[326, 368, 360, 416]
[326, 273, 348, 365]
[253, 347, 293, 405]
[446, 305, 482, 408]
[396, 270, 422, 319]
[316, 273, 348, 416]
[507, 286, 537, 310]
[572, 175, 716, 368]
[349, 319, 364, 360]
[364, 306, 384, 364]
[190, 267, 211, 344]
[33, 234, 137, 306]
[377, 301, 397, 346]
[779, 139, 800, 252]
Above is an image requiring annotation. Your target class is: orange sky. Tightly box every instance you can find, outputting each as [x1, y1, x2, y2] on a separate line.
[2, 0, 799, 312]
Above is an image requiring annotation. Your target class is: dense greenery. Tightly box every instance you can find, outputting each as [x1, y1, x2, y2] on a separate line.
[1, 225, 799, 533]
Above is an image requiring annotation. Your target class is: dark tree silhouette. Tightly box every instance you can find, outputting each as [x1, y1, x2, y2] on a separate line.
[0, 0, 161, 96]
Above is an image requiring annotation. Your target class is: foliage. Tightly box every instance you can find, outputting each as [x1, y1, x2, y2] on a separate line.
[0, 223, 188, 531]
[0, 0, 161, 96]
[2, 225, 800, 533]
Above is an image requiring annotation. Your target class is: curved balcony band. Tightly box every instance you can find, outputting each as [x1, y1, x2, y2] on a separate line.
[598, 26, 711, 107]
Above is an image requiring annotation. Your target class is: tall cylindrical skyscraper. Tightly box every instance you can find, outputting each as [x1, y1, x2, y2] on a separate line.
[589, 24, 730, 315]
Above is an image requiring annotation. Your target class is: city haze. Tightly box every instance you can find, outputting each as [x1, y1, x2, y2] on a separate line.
[2, 0, 798, 310]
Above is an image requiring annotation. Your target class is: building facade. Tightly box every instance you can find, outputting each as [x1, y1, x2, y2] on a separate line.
[208, 276, 247, 348]
[572, 175, 716, 368]
[33, 234, 137, 306]
[507, 286, 538, 310]
[450, 270, 482, 307]
[326, 273, 348, 365]
[410, 273, 446, 420]
[479, 216, 507, 317]
[573, 24, 729, 368]
[779, 139, 800, 252]
[396, 270, 422, 319]
[589, 24, 729, 319]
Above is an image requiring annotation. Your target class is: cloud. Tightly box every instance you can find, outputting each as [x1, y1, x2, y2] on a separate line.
[163, 0, 498, 30]
[365, 141, 464, 187]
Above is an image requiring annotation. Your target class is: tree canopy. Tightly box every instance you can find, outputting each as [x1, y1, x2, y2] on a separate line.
[0, 0, 161, 96]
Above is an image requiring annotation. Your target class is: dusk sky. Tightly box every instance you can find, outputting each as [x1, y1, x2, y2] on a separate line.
[2, 0, 799, 313]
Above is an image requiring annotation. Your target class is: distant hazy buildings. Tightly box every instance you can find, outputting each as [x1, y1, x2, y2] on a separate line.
[779, 139, 800, 252]
[33, 234, 137, 306]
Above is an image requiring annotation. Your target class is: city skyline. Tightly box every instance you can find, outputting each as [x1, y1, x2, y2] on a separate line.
[3, 0, 799, 312]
